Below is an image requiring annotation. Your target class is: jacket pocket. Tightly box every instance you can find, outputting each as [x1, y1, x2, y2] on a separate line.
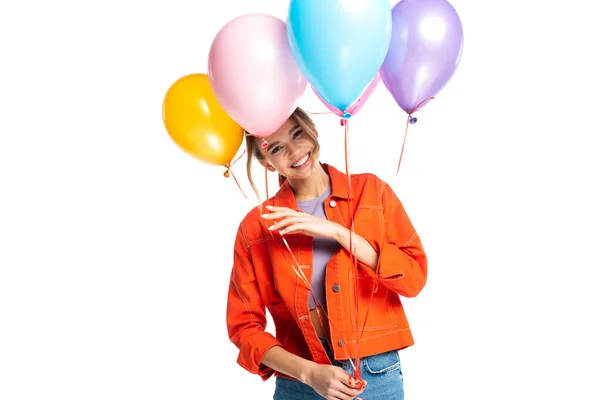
[362, 350, 401, 374]
[348, 272, 397, 331]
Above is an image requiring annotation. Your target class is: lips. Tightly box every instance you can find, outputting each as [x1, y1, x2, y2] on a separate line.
[291, 152, 310, 168]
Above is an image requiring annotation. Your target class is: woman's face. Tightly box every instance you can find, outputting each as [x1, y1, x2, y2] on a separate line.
[261, 118, 316, 180]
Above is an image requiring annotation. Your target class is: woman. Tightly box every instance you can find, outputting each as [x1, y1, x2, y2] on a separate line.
[226, 107, 427, 400]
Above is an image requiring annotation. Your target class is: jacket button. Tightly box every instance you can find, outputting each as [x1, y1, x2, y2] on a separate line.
[329, 200, 336, 208]
[338, 340, 345, 347]
[332, 284, 340, 292]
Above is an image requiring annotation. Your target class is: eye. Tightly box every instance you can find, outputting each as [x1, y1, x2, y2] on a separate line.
[292, 130, 303, 139]
[271, 145, 282, 154]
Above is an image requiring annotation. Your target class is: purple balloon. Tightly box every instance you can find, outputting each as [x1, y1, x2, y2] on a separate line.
[380, 0, 463, 115]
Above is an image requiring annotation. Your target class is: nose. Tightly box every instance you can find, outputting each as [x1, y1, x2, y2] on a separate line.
[286, 141, 300, 157]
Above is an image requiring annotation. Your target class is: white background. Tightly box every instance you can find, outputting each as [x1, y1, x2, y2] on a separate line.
[1, 0, 599, 399]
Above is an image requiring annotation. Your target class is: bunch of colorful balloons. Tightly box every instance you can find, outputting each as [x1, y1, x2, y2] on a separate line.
[162, 0, 463, 172]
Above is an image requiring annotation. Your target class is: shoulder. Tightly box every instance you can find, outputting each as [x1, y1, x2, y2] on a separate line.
[240, 202, 264, 226]
[351, 171, 385, 185]
[350, 171, 389, 197]
[235, 199, 272, 246]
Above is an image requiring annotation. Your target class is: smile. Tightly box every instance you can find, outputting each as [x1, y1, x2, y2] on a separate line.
[291, 152, 310, 168]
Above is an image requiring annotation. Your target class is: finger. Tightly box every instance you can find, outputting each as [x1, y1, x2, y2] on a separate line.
[338, 387, 363, 398]
[330, 388, 360, 400]
[265, 205, 294, 212]
[281, 220, 315, 235]
[324, 391, 351, 400]
[269, 217, 304, 231]
[334, 377, 364, 397]
[332, 380, 363, 398]
[279, 223, 304, 234]
[261, 209, 302, 219]
[260, 211, 286, 220]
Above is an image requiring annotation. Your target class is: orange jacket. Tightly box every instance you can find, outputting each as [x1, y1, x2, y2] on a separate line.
[226, 164, 427, 381]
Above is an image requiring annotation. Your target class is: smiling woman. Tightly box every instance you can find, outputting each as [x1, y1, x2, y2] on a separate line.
[227, 107, 427, 400]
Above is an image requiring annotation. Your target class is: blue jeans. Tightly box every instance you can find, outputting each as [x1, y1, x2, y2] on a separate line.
[273, 338, 404, 400]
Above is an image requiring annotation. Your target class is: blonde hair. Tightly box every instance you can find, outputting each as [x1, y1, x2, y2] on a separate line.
[246, 107, 320, 201]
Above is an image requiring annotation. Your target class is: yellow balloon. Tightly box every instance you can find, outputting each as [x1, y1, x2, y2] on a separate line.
[162, 73, 244, 167]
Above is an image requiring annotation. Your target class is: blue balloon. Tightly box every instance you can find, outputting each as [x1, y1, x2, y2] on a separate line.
[287, 0, 392, 113]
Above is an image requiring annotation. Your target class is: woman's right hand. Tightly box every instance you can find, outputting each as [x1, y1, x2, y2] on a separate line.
[304, 363, 366, 400]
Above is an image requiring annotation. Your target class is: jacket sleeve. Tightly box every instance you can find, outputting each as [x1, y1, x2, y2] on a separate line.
[226, 223, 282, 381]
[360, 182, 428, 298]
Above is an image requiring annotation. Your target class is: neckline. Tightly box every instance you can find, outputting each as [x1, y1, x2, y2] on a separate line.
[296, 186, 331, 205]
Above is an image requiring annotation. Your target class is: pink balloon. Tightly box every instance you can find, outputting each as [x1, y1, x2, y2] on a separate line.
[312, 73, 381, 118]
[208, 13, 307, 138]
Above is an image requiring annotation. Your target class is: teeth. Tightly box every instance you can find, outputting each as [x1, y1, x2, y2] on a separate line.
[292, 153, 309, 168]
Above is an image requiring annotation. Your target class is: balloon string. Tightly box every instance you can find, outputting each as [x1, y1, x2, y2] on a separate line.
[306, 110, 335, 115]
[276, 232, 351, 365]
[231, 149, 246, 167]
[225, 167, 250, 202]
[256, 121, 358, 375]
[343, 117, 376, 389]
[243, 133, 270, 205]
[396, 96, 435, 177]
[263, 141, 269, 202]
[268, 227, 356, 369]
[396, 116, 411, 177]
[224, 150, 250, 201]
[343, 118, 363, 383]
[410, 96, 435, 115]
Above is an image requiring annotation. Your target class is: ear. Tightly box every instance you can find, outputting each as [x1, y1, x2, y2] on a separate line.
[258, 158, 277, 172]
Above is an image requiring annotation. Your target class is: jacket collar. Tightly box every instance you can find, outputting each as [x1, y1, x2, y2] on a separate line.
[272, 163, 349, 210]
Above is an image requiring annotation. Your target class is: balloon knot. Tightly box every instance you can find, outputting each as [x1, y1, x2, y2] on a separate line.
[223, 164, 231, 178]
[409, 116, 418, 125]
[339, 112, 352, 126]
[261, 139, 268, 149]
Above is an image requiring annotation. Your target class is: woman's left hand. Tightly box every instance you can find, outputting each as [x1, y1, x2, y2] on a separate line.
[261, 205, 342, 239]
